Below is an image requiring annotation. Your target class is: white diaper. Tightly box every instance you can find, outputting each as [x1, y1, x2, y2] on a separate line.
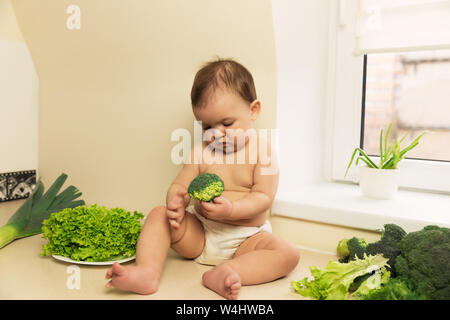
[186, 204, 272, 266]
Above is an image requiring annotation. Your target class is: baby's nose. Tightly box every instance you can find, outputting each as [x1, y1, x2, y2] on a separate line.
[212, 129, 225, 140]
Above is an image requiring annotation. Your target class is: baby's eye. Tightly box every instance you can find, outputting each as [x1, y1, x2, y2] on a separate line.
[203, 126, 211, 130]
[223, 122, 234, 127]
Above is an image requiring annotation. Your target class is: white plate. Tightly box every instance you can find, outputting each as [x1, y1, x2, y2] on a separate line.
[52, 254, 136, 265]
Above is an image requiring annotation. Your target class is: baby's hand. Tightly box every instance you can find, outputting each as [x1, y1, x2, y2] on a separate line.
[166, 189, 187, 229]
[200, 196, 233, 220]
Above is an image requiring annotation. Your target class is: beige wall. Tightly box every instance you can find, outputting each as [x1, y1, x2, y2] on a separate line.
[0, 0, 22, 41]
[0, 0, 38, 174]
[11, 0, 277, 214]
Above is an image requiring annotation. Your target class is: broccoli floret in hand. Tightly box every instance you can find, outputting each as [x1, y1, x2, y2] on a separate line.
[394, 225, 450, 300]
[188, 173, 224, 202]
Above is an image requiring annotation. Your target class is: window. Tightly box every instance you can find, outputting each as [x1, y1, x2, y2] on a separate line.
[362, 50, 450, 163]
[327, 0, 450, 193]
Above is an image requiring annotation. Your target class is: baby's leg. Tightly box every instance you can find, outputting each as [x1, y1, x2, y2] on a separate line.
[202, 232, 300, 299]
[170, 210, 205, 259]
[105, 206, 204, 294]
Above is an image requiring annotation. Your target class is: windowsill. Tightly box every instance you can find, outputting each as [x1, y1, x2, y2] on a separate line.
[271, 182, 450, 233]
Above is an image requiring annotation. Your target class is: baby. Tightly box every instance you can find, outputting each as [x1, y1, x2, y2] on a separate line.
[105, 58, 300, 300]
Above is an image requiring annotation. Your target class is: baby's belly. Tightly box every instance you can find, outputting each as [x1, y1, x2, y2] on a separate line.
[193, 190, 269, 227]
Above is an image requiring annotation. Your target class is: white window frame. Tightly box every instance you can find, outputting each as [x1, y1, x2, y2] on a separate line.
[326, 0, 450, 194]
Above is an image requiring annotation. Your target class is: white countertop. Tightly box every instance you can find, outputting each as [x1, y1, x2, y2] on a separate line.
[0, 199, 335, 300]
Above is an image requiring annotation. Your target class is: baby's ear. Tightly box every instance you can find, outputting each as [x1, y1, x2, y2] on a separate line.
[249, 100, 261, 120]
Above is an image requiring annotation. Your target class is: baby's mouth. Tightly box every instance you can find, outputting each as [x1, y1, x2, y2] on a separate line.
[221, 139, 232, 147]
[208, 138, 234, 152]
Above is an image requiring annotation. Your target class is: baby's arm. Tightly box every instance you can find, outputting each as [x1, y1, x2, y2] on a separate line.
[167, 146, 200, 202]
[166, 147, 200, 227]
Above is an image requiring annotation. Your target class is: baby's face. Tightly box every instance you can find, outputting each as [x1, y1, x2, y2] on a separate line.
[193, 86, 260, 153]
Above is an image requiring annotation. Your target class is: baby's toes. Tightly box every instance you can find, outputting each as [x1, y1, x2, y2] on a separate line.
[230, 281, 241, 291]
[227, 288, 240, 300]
[225, 273, 241, 300]
[224, 272, 241, 288]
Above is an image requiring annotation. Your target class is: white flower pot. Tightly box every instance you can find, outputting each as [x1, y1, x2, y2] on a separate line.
[359, 166, 399, 200]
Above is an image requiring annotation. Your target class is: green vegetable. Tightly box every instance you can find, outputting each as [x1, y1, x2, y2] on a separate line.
[41, 205, 144, 262]
[188, 173, 224, 202]
[337, 237, 368, 261]
[0, 173, 84, 249]
[335, 224, 449, 299]
[352, 268, 391, 299]
[344, 123, 428, 177]
[394, 225, 450, 300]
[357, 277, 428, 300]
[336, 238, 350, 257]
[291, 254, 390, 300]
[366, 224, 406, 275]
[337, 224, 406, 274]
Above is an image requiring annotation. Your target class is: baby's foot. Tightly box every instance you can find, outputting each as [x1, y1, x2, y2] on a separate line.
[105, 262, 159, 295]
[202, 264, 241, 300]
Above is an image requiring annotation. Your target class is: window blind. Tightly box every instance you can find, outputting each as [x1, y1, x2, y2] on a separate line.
[355, 0, 450, 54]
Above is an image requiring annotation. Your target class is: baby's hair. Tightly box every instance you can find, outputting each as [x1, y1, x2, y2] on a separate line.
[191, 57, 257, 109]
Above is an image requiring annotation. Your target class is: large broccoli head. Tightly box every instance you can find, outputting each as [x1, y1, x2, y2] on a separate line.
[337, 224, 406, 274]
[394, 225, 450, 300]
[188, 173, 224, 202]
[366, 224, 406, 275]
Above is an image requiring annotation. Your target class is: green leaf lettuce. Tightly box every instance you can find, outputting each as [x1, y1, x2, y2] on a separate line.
[291, 254, 390, 300]
[41, 204, 144, 262]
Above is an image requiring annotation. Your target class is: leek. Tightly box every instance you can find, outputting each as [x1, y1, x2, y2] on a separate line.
[0, 173, 84, 249]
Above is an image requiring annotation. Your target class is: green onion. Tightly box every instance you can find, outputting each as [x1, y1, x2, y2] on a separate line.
[379, 128, 384, 167]
[344, 124, 428, 177]
[381, 131, 428, 169]
[345, 147, 379, 178]
[384, 123, 392, 162]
